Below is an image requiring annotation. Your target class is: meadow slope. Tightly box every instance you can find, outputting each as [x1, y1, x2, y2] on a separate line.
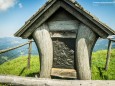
[0, 49, 115, 80]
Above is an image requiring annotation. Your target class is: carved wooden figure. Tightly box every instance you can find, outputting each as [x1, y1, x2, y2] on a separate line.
[15, 0, 115, 80]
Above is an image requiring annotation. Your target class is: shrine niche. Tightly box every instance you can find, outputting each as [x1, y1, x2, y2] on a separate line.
[15, 0, 115, 80]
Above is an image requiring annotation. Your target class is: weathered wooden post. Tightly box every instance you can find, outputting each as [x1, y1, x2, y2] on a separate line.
[105, 40, 112, 71]
[32, 24, 53, 78]
[27, 40, 32, 69]
[76, 24, 98, 79]
[14, 0, 115, 80]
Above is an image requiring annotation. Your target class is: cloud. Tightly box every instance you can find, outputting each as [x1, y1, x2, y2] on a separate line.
[93, 0, 115, 4]
[93, 0, 115, 6]
[18, 3, 23, 8]
[0, 0, 16, 11]
[93, 2, 115, 4]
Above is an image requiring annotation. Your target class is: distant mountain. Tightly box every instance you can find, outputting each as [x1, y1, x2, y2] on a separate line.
[0, 37, 115, 64]
[93, 39, 115, 52]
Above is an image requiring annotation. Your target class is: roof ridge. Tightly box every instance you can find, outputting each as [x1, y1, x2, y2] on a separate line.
[15, 0, 115, 38]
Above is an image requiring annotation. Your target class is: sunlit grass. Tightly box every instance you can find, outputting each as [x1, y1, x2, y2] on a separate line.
[0, 49, 115, 80]
[0, 55, 40, 77]
[92, 49, 115, 80]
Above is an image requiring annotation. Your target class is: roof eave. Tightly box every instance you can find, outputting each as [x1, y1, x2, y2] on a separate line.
[14, 0, 115, 38]
[14, 0, 57, 37]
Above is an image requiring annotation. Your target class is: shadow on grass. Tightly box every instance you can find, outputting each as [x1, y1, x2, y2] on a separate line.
[26, 72, 40, 77]
[51, 76, 77, 80]
[18, 67, 40, 77]
[18, 67, 26, 76]
[97, 67, 109, 80]
[18, 68, 77, 79]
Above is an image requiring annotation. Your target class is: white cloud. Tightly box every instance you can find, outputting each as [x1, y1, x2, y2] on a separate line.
[0, 0, 16, 11]
[18, 3, 23, 8]
[93, 0, 115, 4]
[93, 2, 115, 4]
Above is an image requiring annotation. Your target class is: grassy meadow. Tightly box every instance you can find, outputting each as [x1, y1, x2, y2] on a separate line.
[92, 49, 115, 80]
[0, 49, 115, 80]
[0, 56, 40, 77]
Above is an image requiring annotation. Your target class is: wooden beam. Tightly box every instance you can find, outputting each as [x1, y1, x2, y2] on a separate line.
[63, 0, 115, 35]
[32, 24, 53, 78]
[110, 39, 115, 42]
[51, 68, 77, 79]
[50, 32, 76, 38]
[105, 40, 112, 71]
[75, 23, 98, 80]
[22, 1, 61, 38]
[15, 0, 57, 37]
[0, 42, 29, 54]
[60, 1, 108, 38]
[48, 20, 79, 32]
[0, 75, 115, 86]
[15, 0, 115, 38]
[27, 40, 32, 69]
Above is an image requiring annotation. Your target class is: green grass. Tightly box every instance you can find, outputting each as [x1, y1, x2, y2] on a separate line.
[0, 55, 40, 77]
[92, 49, 115, 80]
[0, 49, 115, 80]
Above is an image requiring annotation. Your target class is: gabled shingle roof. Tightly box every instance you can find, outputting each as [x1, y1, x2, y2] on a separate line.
[14, 0, 115, 38]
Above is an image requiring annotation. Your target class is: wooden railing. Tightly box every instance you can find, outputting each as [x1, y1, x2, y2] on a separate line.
[0, 40, 34, 69]
[0, 38, 115, 85]
[0, 38, 114, 70]
[105, 39, 115, 70]
[0, 75, 115, 86]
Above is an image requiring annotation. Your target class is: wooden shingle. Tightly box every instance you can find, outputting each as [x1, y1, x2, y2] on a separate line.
[14, 0, 115, 38]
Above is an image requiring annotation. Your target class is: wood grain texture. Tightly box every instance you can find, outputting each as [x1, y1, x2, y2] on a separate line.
[60, 1, 108, 38]
[51, 68, 77, 79]
[0, 42, 29, 54]
[48, 20, 79, 32]
[32, 24, 53, 78]
[27, 40, 32, 69]
[105, 40, 112, 71]
[15, 0, 57, 37]
[75, 23, 98, 80]
[0, 75, 115, 86]
[63, 0, 115, 35]
[50, 32, 76, 38]
[22, 0, 61, 38]
[15, 0, 115, 38]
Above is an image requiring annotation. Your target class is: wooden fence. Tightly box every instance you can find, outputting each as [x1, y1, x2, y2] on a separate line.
[105, 39, 115, 70]
[0, 39, 114, 70]
[0, 75, 115, 86]
[0, 38, 115, 85]
[0, 40, 34, 69]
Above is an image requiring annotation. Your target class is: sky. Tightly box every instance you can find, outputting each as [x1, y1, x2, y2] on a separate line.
[0, 0, 115, 38]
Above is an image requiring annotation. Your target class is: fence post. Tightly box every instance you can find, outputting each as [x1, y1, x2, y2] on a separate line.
[27, 40, 32, 69]
[105, 40, 112, 71]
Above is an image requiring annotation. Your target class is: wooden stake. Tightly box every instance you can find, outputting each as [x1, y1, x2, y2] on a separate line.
[105, 40, 112, 71]
[27, 40, 32, 69]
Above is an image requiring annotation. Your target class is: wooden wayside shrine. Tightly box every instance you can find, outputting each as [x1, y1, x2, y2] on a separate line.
[14, 0, 115, 80]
